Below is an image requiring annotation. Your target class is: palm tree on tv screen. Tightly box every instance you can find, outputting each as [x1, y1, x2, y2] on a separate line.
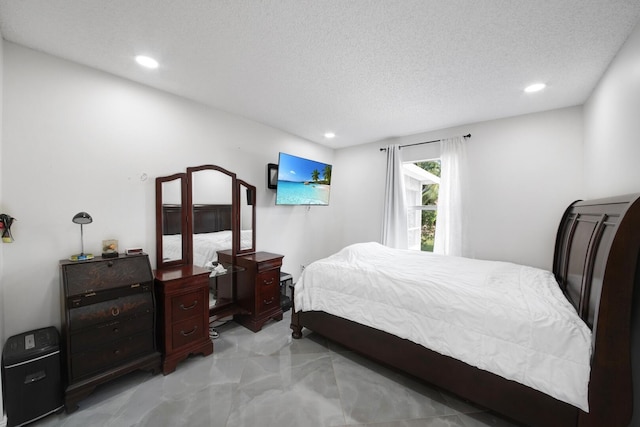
[323, 165, 331, 184]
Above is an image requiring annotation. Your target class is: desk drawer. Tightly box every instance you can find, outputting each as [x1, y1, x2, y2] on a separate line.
[63, 255, 152, 296]
[70, 312, 154, 353]
[70, 331, 154, 380]
[69, 293, 153, 332]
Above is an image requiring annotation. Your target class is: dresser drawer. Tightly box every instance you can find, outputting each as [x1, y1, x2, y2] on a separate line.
[171, 290, 205, 323]
[257, 287, 280, 313]
[256, 258, 282, 273]
[63, 255, 152, 296]
[171, 317, 206, 349]
[68, 293, 153, 332]
[256, 270, 280, 313]
[256, 271, 280, 313]
[257, 270, 279, 290]
[69, 312, 154, 353]
[70, 331, 154, 380]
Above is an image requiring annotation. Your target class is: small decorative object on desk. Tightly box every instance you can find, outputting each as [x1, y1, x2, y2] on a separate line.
[102, 239, 119, 258]
[125, 248, 144, 256]
[69, 254, 94, 261]
[0, 213, 16, 243]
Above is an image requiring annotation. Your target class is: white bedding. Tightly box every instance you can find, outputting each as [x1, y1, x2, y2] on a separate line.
[294, 242, 592, 411]
[163, 230, 252, 267]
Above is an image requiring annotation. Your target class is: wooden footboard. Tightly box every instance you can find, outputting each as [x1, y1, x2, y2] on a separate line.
[291, 307, 577, 427]
[291, 193, 640, 427]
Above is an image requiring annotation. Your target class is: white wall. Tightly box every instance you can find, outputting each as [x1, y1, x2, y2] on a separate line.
[1, 41, 334, 337]
[0, 29, 6, 427]
[584, 21, 640, 197]
[332, 106, 584, 270]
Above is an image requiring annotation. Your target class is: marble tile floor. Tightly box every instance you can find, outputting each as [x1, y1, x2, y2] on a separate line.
[34, 311, 522, 427]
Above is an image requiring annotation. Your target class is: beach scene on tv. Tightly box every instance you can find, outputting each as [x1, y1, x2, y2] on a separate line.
[276, 153, 332, 205]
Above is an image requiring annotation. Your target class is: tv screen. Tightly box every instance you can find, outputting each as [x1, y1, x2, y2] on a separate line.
[276, 153, 332, 205]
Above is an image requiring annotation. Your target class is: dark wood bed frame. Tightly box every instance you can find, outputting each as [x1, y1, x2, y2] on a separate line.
[291, 194, 640, 427]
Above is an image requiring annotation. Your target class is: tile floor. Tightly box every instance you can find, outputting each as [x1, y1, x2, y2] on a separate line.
[34, 311, 522, 427]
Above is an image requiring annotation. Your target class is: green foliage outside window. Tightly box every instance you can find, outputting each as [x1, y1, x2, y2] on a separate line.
[415, 160, 440, 251]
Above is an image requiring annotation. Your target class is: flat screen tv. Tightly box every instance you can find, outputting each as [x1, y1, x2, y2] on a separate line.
[275, 152, 332, 205]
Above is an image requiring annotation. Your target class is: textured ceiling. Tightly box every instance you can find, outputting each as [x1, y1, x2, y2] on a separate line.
[1, 1, 639, 148]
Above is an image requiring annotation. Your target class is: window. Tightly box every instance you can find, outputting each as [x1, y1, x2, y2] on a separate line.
[403, 160, 440, 251]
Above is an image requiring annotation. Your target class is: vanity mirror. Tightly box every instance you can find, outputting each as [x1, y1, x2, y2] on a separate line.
[156, 164, 256, 269]
[154, 164, 258, 372]
[156, 164, 282, 343]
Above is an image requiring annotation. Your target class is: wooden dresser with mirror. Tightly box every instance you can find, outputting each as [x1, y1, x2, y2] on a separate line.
[155, 164, 282, 374]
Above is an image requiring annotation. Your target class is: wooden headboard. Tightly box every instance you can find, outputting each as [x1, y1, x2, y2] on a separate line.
[553, 193, 640, 425]
[162, 204, 232, 235]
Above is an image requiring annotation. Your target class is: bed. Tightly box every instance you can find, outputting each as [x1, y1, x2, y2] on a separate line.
[290, 194, 640, 427]
[162, 204, 252, 267]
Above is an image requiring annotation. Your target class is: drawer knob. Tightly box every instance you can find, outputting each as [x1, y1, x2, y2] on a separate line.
[263, 279, 274, 286]
[111, 307, 120, 317]
[113, 327, 120, 334]
[180, 326, 198, 336]
[263, 297, 275, 305]
[180, 300, 198, 310]
[108, 261, 114, 267]
[114, 349, 121, 355]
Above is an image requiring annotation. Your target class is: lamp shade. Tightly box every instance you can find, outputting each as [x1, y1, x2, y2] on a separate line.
[72, 212, 93, 225]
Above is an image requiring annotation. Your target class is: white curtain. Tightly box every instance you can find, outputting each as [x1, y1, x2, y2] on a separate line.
[434, 136, 467, 256]
[381, 144, 408, 249]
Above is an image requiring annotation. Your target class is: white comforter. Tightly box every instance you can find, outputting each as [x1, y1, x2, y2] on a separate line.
[294, 242, 592, 411]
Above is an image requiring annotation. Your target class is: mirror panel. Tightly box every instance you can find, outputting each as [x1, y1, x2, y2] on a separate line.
[238, 180, 256, 254]
[187, 165, 237, 267]
[156, 173, 187, 269]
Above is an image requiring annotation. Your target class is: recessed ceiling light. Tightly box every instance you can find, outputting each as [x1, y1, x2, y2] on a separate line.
[324, 132, 336, 139]
[524, 83, 546, 93]
[135, 55, 159, 69]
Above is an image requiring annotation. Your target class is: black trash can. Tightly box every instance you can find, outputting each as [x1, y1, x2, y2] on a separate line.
[280, 272, 293, 312]
[2, 327, 63, 427]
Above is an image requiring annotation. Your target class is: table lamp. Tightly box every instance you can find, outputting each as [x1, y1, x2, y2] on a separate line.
[70, 212, 93, 261]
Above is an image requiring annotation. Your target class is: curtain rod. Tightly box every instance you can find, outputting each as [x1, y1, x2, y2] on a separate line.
[379, 133, 471, 151]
